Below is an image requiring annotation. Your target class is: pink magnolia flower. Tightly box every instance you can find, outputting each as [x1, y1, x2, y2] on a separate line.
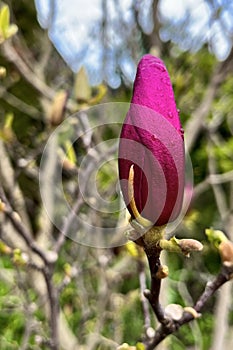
[118, 54, 185, 227]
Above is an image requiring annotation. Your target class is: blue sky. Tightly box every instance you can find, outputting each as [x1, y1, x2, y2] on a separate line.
[35, 0, 233, 87]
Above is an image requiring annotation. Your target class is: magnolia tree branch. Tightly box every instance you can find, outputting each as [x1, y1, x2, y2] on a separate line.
[185, 44, 233, 153]
[0, 185, 50, 264]
[138, 260, 151, 332]
[136, 125, 233, 349]
[205, 132, 232, 349]
[0, 184, 61, 350]
[194, 169, 233, 200]
[42, 266, 59, 350]
[144, 248, 168, 326]
[1, 41, 55, 100]
[145, 263, 233, 350]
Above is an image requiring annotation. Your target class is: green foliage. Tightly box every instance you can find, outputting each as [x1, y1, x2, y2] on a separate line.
[122, 296, 144, 344]
[197, 314, 215, 350]
[171, 48, 216, 116]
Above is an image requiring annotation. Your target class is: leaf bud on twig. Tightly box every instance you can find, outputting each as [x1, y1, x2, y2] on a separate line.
[219, 240, 233, 266]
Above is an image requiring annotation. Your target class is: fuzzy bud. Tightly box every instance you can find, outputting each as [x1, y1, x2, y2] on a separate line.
[219, 240, 233, 265]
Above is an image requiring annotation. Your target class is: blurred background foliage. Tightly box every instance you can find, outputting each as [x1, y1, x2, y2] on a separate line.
[0, 0, 233, 349]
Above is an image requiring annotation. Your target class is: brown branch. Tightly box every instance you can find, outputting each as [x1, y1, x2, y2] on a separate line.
[53, 196, 84, 253]
[138, 260, 151, 332]
[145, 264, 233, 349]
[43, 266, 59, 350]
[1, 41, 55, 100]
[0, 185, 50, 264]
[185, 44, 233, 153]
[143, 244, 171, 328]
[205, 130, 233, 349]
[140, 0, 162, 55]
[185, 65, 225, 152]
[193, 169, 233, 200]
[0, 185, 61, 350]
[207, 138, 228, 219]
[0, 86, 40, 119]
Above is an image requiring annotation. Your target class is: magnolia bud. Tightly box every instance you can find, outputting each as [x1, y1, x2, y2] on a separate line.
[219, 240, 233, 265]
[165, 304, 183, 320]
[118, 54, 184, 227]
[0, 199, 6, 212]
[178, 239, 203, 257]
[156, 265, 169, 279]
[0, 66, 6, 78]
[49, 90, 68, 126]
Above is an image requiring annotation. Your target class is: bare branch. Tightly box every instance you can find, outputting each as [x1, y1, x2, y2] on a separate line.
[185, 45, 233, 153]
[211, 282, 232, 350]
[53, 196, 83, 253]
[42, 267, 59, 350]
[185, 65, 224, 152]
[0, 87, 40, 119]
[138, 260, 151, 332]
[0, 185, 49, 264]
[1, 41, 55, 100]
[193, 170, 233, 200]
[207, 138, 228, 220]
[146, 264, 233, 349]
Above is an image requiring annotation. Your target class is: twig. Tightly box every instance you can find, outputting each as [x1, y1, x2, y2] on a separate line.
[207, 138, 228, 219]
[211, 282, 232, 350]
[0, 87, 40, 119]
[52, 110, 96, 253]
[143, 244, 171, 327]
[138, 260, 151, 331]
[0, 140, 31, 230]
[185, 44, 233, 153]
[53, 196, 83, 253]
[193, 169, 233, 200]
[146, 264, 233, 349]
[0, 185, 60, 350]
[1, 41, 55, 100]
[205, 133, 232, 349]
[43, 266, 59, 350]
[0, 185, 49, 264]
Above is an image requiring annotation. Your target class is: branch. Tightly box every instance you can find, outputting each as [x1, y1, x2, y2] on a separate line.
[146, 264, 233, 349]
[53, 196, 84, 253]
[0, 86, 40, 119]
[144, 253, 168, 326]
[193, 170, 233, 200]
[185, 65, 224, 152]
[185, 44, 233, 153]
[140, 0, 163, 55]
[207, 140, 228, 219]
[211, 282, 232, 350]
[43, 266, 59, 350]
[138, 260, 151, 332]
[0, 185, 51, 265]
[141, 230, 172, 329]
[1, 41, 55, 100]
[0, 140, 31, 230]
